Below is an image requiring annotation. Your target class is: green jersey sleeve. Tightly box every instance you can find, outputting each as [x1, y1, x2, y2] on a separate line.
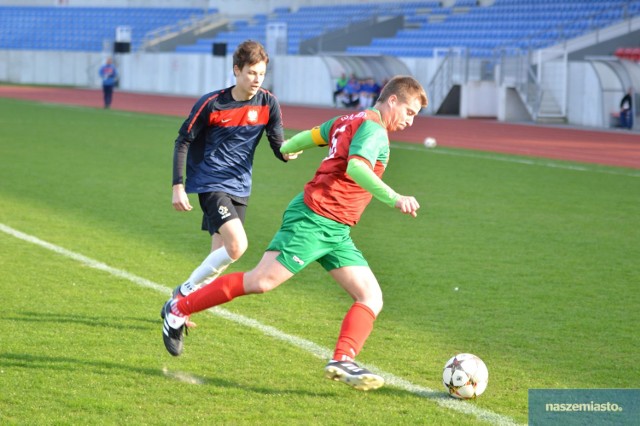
[346, 158, 399, 207]
[280, 126, 328, 154]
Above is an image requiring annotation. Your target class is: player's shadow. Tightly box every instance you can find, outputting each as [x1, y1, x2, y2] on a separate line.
[5, 311, 155, 330]
[0, 352, 334, 397]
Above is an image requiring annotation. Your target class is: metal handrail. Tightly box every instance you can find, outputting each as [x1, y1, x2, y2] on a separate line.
[140, 12, 222, 51]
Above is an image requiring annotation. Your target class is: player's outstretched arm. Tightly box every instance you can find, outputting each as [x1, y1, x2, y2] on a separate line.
[346, 158, 420, 217]
[280, 126, 328, 160]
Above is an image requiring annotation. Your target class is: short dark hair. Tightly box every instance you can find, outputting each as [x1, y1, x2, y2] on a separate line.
[233, 40, 269, 70]
[377, 75, 428, 108]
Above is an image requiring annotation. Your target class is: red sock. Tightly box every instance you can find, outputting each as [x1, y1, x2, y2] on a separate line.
[332, 302, 376, 362]
[177, 272, 246, 315]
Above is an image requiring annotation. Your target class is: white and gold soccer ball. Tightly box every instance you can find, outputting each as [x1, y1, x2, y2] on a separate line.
[442, 353, 489, 399]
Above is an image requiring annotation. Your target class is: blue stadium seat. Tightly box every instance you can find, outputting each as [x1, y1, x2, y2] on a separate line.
[0, 6, 212, 52]
[347, 0, 640, 57]
[164, 1, 640, 58]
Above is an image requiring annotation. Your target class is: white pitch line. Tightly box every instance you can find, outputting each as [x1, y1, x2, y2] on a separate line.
[393, 143, 640, 178]
[1, 223, 523, 426]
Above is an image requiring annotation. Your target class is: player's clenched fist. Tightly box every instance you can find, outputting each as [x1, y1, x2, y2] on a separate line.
[172, 184, 193, 211]
[394, 195, 420, 217]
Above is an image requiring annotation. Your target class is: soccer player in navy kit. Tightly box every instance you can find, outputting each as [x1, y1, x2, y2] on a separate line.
[165, 40, 300, 317]
[162, 76, 427, 391]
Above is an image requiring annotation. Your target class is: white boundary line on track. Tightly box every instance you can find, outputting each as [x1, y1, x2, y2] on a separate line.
[0, 222, 523, 426]
[393, 143, 640, 178]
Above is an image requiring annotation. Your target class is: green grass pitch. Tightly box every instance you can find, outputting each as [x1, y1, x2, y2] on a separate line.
[0, 98, 638, 425]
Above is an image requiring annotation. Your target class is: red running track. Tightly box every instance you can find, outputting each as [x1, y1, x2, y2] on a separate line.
[1, 85, 639, 169]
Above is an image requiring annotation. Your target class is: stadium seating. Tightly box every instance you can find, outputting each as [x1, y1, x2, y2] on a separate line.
[0, 6, 212, 52]
[347, 0, 640, 57]
[174, 0, 640, 58]
[2, 2, 638, 58]
[175, 2, 449, 55]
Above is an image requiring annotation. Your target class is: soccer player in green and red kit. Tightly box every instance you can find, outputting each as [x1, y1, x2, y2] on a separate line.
[162, 75, 428, 391]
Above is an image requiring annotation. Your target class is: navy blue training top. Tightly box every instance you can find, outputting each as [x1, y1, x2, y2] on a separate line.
[172, 87, 286, 197]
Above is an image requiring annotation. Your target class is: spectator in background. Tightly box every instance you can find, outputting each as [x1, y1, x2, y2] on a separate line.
[98, 57, 118, 109]
[341, 74, 361, 108]
[358, 77, 381, 110]
[372, 78, 382, 103]
[333, 73, 348, 107]
[620, 87, 633, 129]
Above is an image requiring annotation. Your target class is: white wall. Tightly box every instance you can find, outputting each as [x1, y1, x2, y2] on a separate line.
[119, 53, 224, 96]
[567, 62, 603, 128]
[270, 55, 334, 105]
[497, 86, 531, 122]
[0, 49, 435, 108]
[115, 53, 354, 106]
[0, 50, 103, 86]
[460, 81, 498, 118]
[0, 49, 613, 128]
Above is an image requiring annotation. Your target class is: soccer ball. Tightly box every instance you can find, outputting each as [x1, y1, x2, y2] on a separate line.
[442, 353, 489, 399]
[423, 136, 437, 148]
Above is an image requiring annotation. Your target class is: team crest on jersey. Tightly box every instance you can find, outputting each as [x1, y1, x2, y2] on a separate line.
[247, 109, 259, 124]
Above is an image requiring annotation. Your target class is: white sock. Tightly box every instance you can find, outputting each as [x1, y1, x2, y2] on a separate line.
[180, 246, 234, 296]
